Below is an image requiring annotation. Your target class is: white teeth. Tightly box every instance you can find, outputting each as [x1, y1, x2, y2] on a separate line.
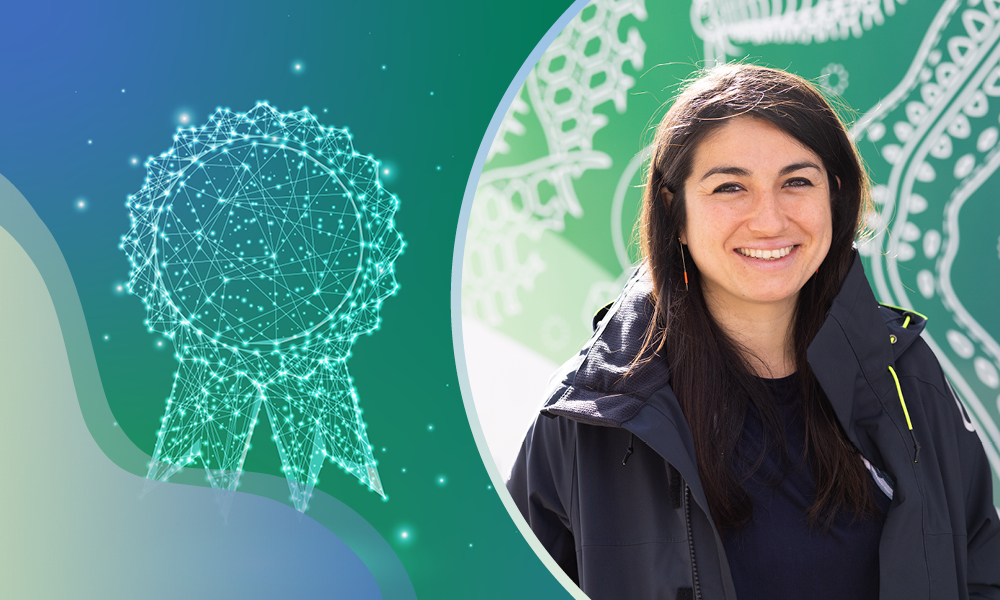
[737, 246, 793, 260]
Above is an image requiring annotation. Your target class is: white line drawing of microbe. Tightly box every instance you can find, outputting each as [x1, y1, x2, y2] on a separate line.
[820, 63, 850, 96]
[579, 144, 650, 333]
[464, 0, 648, 326]
[851, 0, 1000, 486]
[691, 0, 904, 63]
[539, 315, 572, 352]
[487, 94, 531, 163]
[122, 102, 403, 512]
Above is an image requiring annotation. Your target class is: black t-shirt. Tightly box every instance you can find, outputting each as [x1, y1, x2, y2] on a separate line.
[721, 373, 892, 599]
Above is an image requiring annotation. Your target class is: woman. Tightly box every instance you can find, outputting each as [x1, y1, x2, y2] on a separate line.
[507, 64, 1000, 600]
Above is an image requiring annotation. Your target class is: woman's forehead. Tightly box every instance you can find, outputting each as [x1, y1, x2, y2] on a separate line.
[688, 117, 824, 176]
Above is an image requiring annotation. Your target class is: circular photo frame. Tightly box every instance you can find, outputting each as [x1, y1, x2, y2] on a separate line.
[454, 0, 1000, 595]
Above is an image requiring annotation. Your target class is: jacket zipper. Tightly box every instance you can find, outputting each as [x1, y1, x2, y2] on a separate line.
[684, 483, 702, 600]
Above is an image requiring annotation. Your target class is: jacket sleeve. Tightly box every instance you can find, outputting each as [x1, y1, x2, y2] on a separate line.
[506, 414, 579, 584]
[947, 380, 1000, 599]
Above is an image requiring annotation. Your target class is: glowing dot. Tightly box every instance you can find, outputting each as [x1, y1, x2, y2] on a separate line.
[178, 113, 191, 125]
[87, 139, 93, 145]
[401, 531, 408, 539]
[121, 89, 126, 93]
[383, 168, 390, 175]
[435, 165, 441, 171]
[427, 424, 434, 431]
[74, 198, 88, 212]
[103, 334, 110, 341]
[429, 91, 434, 96]
[437, 476, 447, 486]
[381, 65, 387, 70]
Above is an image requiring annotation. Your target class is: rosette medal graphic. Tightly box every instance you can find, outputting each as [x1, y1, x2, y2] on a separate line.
[122, 103, 403, 511]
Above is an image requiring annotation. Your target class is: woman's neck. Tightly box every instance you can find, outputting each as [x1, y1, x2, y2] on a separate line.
[703, 292, 798, 378]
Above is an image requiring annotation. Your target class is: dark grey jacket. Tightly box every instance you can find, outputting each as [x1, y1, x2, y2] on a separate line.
[508, 255, 1000, 599]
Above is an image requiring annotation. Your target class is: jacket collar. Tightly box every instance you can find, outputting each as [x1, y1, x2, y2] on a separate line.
[540, 253, 908, 456]
[806, 253, 897, 458]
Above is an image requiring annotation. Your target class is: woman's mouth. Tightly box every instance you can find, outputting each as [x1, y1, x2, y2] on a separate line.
[735, 245, 795, 261]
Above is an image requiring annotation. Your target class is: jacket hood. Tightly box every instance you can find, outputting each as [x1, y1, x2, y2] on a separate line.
[540, 264, 669, 426]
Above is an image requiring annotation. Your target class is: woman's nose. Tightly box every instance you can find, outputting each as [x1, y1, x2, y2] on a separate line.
[745, 190, 787, 234]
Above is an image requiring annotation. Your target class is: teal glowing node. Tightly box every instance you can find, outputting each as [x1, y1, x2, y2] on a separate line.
[122, 102, 403, 510]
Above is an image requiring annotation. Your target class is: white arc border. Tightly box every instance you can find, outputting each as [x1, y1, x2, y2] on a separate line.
[451, 2, 594, 599]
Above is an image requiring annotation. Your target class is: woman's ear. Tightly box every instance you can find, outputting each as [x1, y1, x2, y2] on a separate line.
[660, 187, 672, 209]
[662, 187, 686, 244]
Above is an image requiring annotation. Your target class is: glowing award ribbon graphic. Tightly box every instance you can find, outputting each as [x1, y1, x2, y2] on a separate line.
[122, 102, 403, 511]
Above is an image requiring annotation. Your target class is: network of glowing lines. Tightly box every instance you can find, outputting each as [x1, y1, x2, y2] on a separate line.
[122, 102, 403, 510]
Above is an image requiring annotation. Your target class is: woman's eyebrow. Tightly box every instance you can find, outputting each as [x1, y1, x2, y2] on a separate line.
[779, 161, 822, 175]
[699, 161, 822, 181]
[700, 165, 750, 180]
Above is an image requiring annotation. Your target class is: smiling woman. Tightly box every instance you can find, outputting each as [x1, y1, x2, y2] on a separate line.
[681, 117, 834, 378]
[507, 64, 1000, 600]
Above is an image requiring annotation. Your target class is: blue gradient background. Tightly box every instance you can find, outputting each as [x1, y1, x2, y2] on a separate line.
[0, 1, 585, 598]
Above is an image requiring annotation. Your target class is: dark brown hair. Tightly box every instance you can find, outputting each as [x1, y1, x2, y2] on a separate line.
[638, 64, 876, 530]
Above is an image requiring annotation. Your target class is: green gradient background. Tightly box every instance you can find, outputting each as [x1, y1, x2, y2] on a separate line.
[6, 1, 996, 598]
[1, 175, 410, 599]
[0, 1, 587, 598]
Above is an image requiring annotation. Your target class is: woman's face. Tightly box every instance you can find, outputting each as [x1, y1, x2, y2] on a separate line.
[678, 116, 833, 316]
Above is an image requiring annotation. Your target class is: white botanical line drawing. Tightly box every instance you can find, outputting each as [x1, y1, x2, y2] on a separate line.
[692, 0, 905, 63]
[820, 63, 850, 96]
[464, 0, 647, 326]
[578, 144, 651, 333]
[851, 0, 1000, 483]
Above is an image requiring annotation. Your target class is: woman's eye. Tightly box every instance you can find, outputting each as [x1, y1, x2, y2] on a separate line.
[713, 183, 743, 194]
[784, 177, 813, 188]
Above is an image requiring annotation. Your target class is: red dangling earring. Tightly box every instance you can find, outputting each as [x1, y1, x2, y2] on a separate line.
[679, 238, 689, 291]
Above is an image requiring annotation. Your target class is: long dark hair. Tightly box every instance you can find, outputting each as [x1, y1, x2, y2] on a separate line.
[638, 64, 876, 531]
